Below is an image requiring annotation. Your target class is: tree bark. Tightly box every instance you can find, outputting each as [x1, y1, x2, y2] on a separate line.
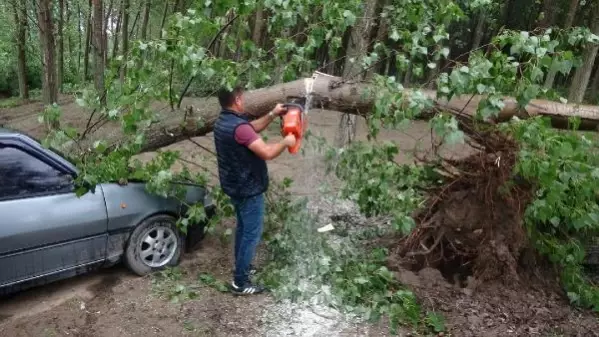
[10, 73, 599, 156]
[544, 0, 578, 90]
[112, 7, 122, 59]
[159, 1, 169, 38]
[251, 4, 264, 47]
[103, 0, 114, 64]
[128, 6, 141, 40]
[12, 1, 29, 99]
[365, 0, 389, 80]
[471, 10, 486, 51]
[338, 0, 378, 147]
[37, 0, 58, 105]
[78, 2, 82, 74]
[58, 0, 65, 92]
[84, 0, 93, 81]
[66, 0, 74, 73]
[120, 0, 130, 83]
[141, 0, 150, 41]
[567, 5, 599, 103]
[538, 0, 558, 28]
[92, 0, 106, 105]
[564, 0, 578, 29]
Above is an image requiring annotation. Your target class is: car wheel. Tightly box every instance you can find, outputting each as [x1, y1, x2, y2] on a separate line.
[124, 214, 184, 276]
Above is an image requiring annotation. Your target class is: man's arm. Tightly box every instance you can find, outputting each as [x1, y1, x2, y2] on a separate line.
[250, 110, 276, 133]
[247, 137, 289, 160]
[250, 104, 287, 133]
[235, 123, 295, 160]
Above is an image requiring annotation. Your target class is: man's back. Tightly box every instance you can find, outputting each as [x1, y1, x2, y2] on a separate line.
[213, 110, 269, 199]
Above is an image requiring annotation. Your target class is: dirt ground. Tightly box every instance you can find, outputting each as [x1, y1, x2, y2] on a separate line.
[0, 98, 598, 336]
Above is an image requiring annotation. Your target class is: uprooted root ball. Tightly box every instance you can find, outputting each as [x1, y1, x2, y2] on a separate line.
[393, 129, 534, 286]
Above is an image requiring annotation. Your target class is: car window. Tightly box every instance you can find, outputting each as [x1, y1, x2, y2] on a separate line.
[0, 146, 73, 199]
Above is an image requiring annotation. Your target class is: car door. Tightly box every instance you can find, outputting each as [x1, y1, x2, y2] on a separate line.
[0, 140, 109, 287]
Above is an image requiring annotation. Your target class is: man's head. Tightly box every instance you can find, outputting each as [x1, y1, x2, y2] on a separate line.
[218, 86, 244, 112]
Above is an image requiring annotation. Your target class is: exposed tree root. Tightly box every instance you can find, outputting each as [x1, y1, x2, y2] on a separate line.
[392, 124, 534, 286]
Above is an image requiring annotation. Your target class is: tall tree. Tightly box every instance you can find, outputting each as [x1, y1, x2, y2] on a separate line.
[564, 0, 579, 28]
[568, 4, 599, 103]
[12, 0, 29, 99]
[92, 0, 106, 105]
[538, 0, 558, 28]
[140, 0, 150, 41]
[159, 1, 170, 38]
[471, 9, 486, 50]
[112, 3, 122, 59]
[120, 0, 130, 83]
[336, 0, 379, 147]
[58, 0, 65, 91]
[37, 0, 58, 104]
[544, 0, 578, 89]
[84, 0, 93, 81]
[251, 4, 264, 47]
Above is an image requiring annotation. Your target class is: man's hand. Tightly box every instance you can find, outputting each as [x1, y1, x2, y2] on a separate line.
[282, 134, 296, 147]
[272, 103, 287, 116]
[252, 103, 287, 133]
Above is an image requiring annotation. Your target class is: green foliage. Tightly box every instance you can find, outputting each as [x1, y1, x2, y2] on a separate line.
[330, 26, 599, 314]
[152, 268, 230, 303]
[151, 267, 200, 303]
[329, 142, 431, 234]
[258, 183, 443, 335]
[506, 117, 599, 311]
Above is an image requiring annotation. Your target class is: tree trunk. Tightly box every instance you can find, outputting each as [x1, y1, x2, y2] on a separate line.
[141, 0, 150, 40]
[564, 0, 578, 29]
[92, 0, 106, 105]
[112, 7, 122, 59]
[12, 1, 29, 99]
[78, 1, 83, 75]
[567, 5, 599, 103]
[35, 74, 599, 156]
[66, 0, 74, 74]
[159, 1, 169, 38]
[544, 0, 578, 90]
[590, 65, 599, 95]
[365, 0, 389, 80]
[338, 0, 378, 147]
[103, 0, 114, 64]
[251, 4, 264, 47]
[58, 0, 65, 92]
[84, 0, 93, 81]
[139, 0, 150, 68]
[128, 7, 141, 39]
[120, 0, 130, 83]
[37, 0, 58, 105]
[471, 10, 486, 51]
[538, 0, 558, 28]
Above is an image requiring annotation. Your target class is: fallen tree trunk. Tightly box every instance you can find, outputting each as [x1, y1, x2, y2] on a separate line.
[35, 72, 599, 154]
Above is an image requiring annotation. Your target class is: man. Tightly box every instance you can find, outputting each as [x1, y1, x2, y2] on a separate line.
[213, 86, 296, 295]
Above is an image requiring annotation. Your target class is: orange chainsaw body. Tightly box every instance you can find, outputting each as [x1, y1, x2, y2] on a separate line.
[281, 103, 306, 154]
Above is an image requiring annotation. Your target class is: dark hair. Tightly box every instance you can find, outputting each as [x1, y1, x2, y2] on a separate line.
[217, 86, 244, 108]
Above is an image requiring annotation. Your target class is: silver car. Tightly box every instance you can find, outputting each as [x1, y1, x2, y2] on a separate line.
[0, 128, 215, 294]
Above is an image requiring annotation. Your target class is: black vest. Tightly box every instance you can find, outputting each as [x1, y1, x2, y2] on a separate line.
[213, 110, 269, 198]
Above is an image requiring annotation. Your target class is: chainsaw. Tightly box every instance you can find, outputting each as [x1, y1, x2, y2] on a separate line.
[279, 71, 330, 154]
[280, 101, 306, 154]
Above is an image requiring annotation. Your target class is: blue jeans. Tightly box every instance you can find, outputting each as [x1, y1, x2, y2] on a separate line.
[230, 193, 265, 285]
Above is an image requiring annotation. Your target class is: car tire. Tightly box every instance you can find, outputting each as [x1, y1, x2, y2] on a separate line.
[124, 214, 185, 276]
